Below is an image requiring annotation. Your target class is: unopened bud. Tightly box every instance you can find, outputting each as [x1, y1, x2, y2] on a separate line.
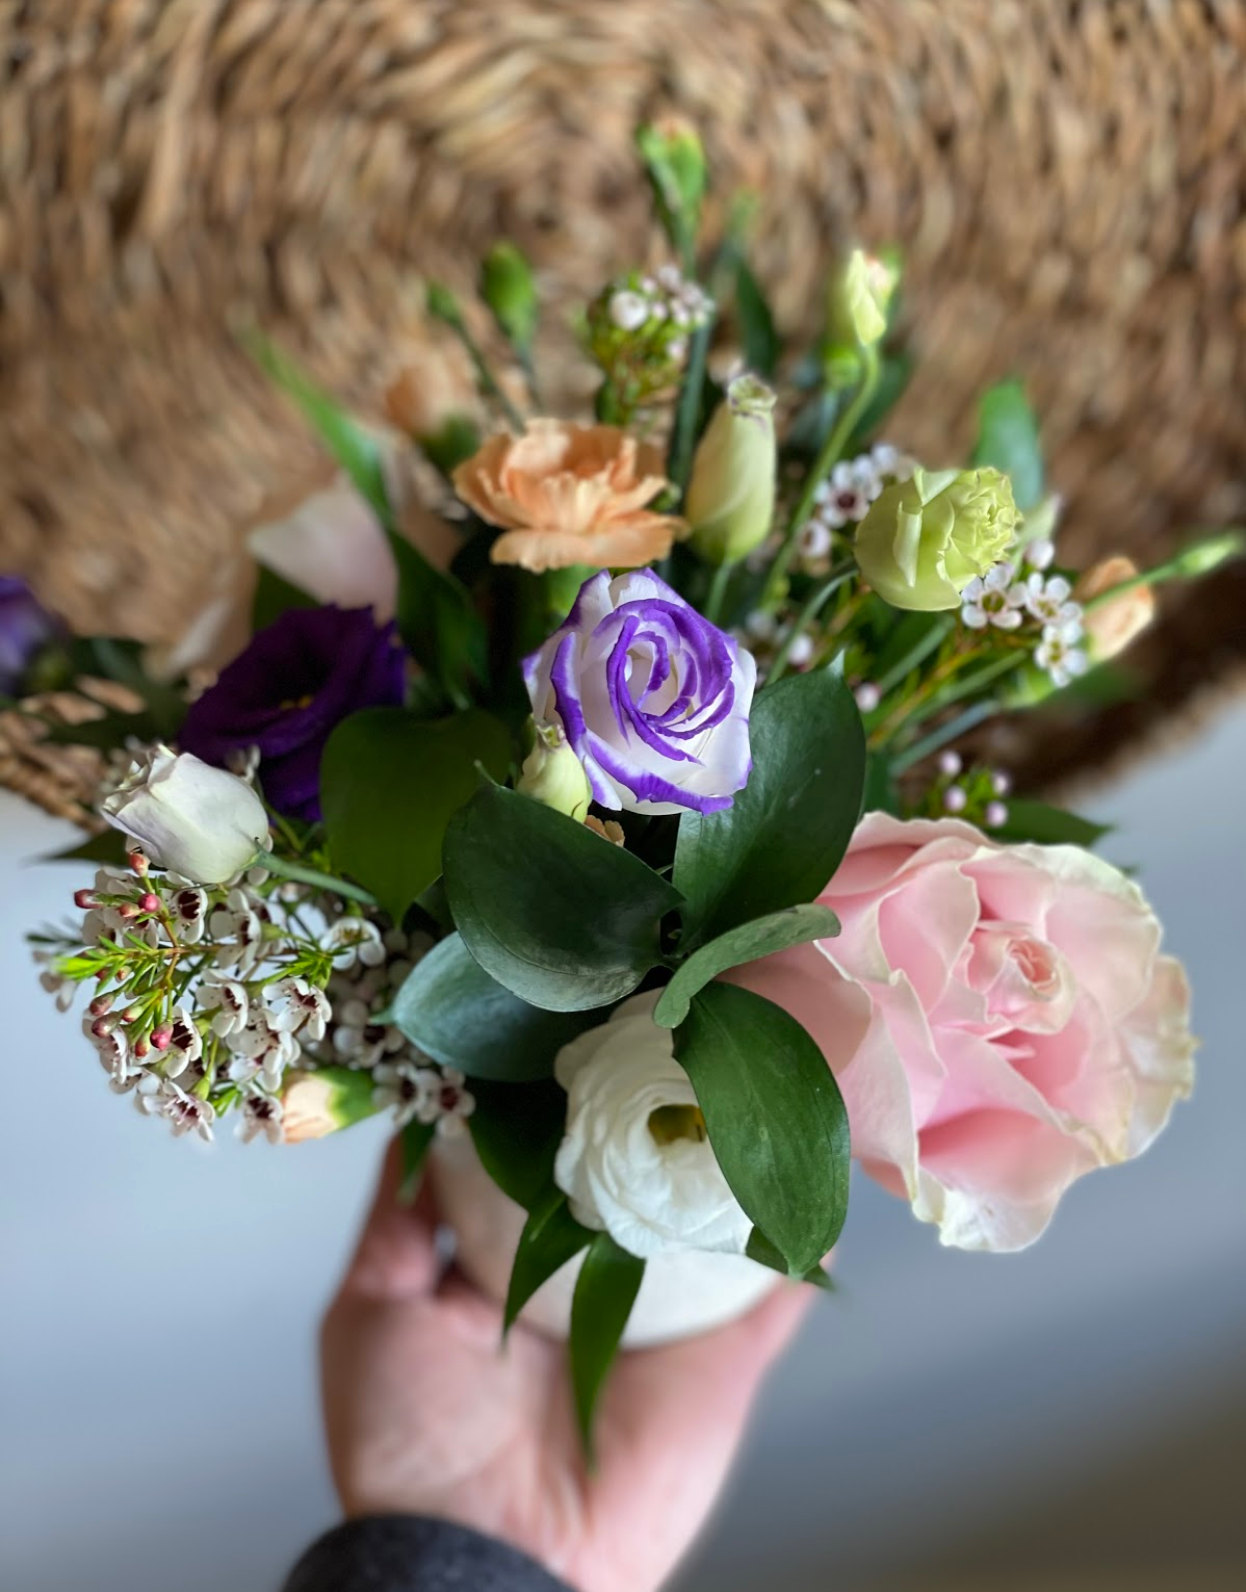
[281, 1067, 379, 1143]
[1074, 556, 1156, 662]
[138, 892, 161, 914]
[150, 1024, 173, 1051]
[635, 118, 707, 260]
[481, 242, 539, 353]
[1169, 529, 1245, 578]
[128, 850, 149, 876]
[116, 903, 140, 921]
[685, 375, 778, 566]
[121, 1005, 143, 1025]
[517, 723, 592, 823]
[88, 993, 114, 1017]
[90, 1015, 117, 1039]
[827, 248, 899, 351]
[74, 889, 96, 910]
[133, 1035, 151, 1060]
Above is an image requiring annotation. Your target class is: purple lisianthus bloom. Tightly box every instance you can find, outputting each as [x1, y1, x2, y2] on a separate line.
[0, 576, 63, 695]
[180, 606, 406, 821]
[523, 570, 756, 815]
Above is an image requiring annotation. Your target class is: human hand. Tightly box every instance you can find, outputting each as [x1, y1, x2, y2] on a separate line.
[320, 1144, 813, 1592]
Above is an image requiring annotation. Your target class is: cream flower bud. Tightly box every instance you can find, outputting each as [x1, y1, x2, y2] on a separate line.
[516, 722, 592, 822]
[684, 375, 778, 565]
[827, 249, 898, 350]
[280, 1066, 378, 1143]
[101, 747, 269, 886]
[855, 466, 1019, 611]
[1074, 556, 1156, 661]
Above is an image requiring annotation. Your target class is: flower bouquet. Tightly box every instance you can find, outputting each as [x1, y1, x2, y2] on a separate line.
[8, 123, 1238, 1447]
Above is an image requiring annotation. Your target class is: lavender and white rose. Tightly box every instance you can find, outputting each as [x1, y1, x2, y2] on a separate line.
[523, 569, 756, 816]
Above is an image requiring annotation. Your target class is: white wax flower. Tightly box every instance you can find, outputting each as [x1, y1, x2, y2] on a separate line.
[554, 992, 752, 1261]
[101, 746, 269, 886]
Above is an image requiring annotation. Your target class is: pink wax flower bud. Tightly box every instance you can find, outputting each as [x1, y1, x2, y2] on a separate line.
[150, 1024, 173, 1051]
[139, 893, 161, 913]
[128, 850, 150, 876]
[74, 889, 97, 910]
[88, 994, 114, 1018]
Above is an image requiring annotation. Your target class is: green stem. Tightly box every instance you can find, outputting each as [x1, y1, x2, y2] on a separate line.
[882, 651, 1024, 753]
[766, 563, 856, 685]
[254, 851, 377, 908]
[764, 345, 880, 607]
[702, 560, 734, 626]
[666, 319, 714, 495]
[890, 701, 1003, 774]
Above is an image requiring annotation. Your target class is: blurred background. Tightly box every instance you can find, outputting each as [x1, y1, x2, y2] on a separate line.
[2, 3, 1245, 1589]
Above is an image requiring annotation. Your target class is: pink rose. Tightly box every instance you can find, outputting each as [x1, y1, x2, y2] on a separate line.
[728, 814, 1195, 1251]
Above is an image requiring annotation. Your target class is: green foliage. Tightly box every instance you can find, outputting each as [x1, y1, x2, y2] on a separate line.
[733, 258, 780, 379]
[481, 242, 539, 354]
[65, 636, 188, 740]
[674, 983, 850, 1277]
[972, 380, 1044, 513]
[321, 707, 512, 924]
[746, 1228, 835, 1291]
[40, 829, 130, 866]
[654, 904, 841, 1028]
[504, 1188, 593, 1335]
[468, 1078, 570, 1212]
[569, 1234, 646, 1455]
[392, 932, 600, 1080]
[248, 331, 485, 708]
[635, 121, 707, 267]
[443, 785, 683, 1012]
[993, 798, 1113, 848]
[673, 669, 865, 947]
[398, 1120, 437, 1205]
[252, 566, 316, 631]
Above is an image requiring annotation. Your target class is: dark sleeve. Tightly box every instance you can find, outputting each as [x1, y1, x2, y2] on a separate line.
[283, 1515, 576, 1592]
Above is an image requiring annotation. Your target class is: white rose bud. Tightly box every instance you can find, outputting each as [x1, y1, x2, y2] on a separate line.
[685, 374, 778, 567]
[554, 992, 752, 1260]
[101, 746, 269, 885]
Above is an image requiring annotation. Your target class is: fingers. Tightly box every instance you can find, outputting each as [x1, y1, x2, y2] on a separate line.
[337, 1139, 444, 1303]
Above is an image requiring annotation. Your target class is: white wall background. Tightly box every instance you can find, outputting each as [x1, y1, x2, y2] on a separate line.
[3, 707, 1244, 1592]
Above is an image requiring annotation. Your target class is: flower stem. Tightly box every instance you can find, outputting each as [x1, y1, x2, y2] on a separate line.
[666, 319, 714, 495]
[764, 346, 880, 608]
[766, 562, 857, 685]
[253, 851, 378, 908]
[702, 559, 734, 626]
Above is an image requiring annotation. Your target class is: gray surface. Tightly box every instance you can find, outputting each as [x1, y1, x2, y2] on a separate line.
[2, 707, 1244, 1592]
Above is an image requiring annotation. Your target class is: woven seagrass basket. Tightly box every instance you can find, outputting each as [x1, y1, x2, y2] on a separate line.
[2, 0, 1245, 818]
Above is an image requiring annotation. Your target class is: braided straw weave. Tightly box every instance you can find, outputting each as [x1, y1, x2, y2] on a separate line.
[2, 0, 1245, 817]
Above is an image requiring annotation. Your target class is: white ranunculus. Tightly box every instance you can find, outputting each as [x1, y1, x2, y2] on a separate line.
[101, 747, 269, 885]
[554, 992, 752, 1261]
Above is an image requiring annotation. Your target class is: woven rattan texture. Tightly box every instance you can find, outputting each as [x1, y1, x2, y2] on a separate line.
[2, 0, 1245, 803]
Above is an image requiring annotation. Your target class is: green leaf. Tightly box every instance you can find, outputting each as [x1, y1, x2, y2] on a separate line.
[746, 1227, 835, 1291]
[398, 1119, 437, 1205]
[443, 785, 683, 1012]
[40, 828, 129, 866]
[993, 798, 1113, 848]
[860, 752, 900, 818]
[41, 710, 162, 750]
[392, 932, 600, 1081]
[252, 565, 316, 631]
[481, 242, 539, 354]
[248, 332, 484, 706]
[674, 982, 850, 1277]
[569, 1234, 646, 1455]
[734, 260, 780, 379]
[468, 1078, 570, 1212]
[504, 1188, 593, 1335]
[666, 319, 713, 493]
[321, 707, 512, 924]
[653, 904, 840, 1028]
[673, 669, 865, 946]
[972, 379, 1044, 513]
[247, 333, 391, 520]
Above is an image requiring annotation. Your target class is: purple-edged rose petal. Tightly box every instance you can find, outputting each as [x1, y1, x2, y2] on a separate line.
[523, 570, 756, 816]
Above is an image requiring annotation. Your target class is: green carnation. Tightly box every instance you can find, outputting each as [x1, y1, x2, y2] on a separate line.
[854, 467, 1019, 611]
